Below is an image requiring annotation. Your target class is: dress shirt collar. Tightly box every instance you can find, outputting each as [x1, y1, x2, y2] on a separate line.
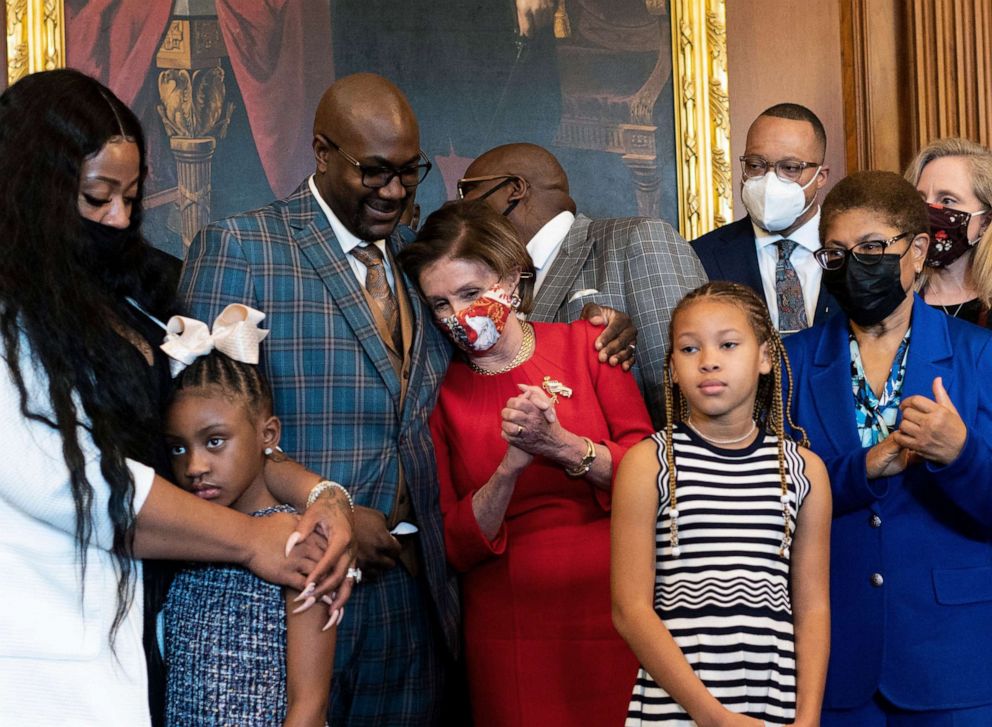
[752, 208, 822, 253]
[308, 174, 384, 255]
[527, 211, 575, 272]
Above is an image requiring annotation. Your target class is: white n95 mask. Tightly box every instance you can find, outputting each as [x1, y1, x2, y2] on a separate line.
[742, 169, 819, 232]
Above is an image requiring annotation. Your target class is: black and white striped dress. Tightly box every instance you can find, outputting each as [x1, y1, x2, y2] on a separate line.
[626, 425, 811, 726]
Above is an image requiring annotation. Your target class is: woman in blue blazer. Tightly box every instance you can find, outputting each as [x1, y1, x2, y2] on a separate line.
[784, 171, 992, 725]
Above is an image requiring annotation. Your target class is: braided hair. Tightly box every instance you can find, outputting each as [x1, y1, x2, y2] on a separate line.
[167, 350, 274, 421]
[663, 282, 808, 558]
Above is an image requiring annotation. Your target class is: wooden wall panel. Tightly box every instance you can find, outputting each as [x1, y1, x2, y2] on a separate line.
[843, 0, 992, 176]
[725, 0, 846, 218]
[911, 0, 992, 149]
[1, 2, 6, 91]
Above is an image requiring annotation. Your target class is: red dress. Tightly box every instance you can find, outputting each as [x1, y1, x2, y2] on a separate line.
[431, 321, 654, 726]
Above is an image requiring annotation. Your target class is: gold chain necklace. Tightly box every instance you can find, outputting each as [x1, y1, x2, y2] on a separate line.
[469, 321, 535, 376]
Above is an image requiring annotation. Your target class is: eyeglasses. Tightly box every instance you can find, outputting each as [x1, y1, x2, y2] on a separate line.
[321, 135, 432, 189]
[740, 155, 821, 183]
[814, 232, 917, 270]
[456, 175, 520, 200]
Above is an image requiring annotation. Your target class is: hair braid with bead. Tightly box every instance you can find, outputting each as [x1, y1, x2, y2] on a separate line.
[663, 282, 808, 559]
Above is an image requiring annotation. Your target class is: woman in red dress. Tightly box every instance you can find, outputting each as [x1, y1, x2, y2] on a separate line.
[399, 202, 654, 726]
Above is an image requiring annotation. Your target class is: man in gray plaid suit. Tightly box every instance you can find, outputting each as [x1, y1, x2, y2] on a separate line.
[179, 74, 458, 725]
[459, 143, 707, 428]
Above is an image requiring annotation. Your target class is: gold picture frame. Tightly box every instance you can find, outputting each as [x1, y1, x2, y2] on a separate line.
[5, 0, 730, 237]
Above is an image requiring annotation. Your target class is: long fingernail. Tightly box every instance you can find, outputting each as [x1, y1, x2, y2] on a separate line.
[334, 607, 345, 626]
[294, 582, 316, 602]
[321, 594, 334, 606]
[284, 531, 302, 557]
[292, 596, 316, 614]
[322, 611, 337, 631]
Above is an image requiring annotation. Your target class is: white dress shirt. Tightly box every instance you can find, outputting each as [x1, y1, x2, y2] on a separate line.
[527, 211, 575, 294]
[753, 210, 823, 328]
[309, 175, 396, 291]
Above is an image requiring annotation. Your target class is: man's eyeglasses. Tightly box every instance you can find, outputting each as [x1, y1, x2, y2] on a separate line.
[740, 155, 821, 183]
[457, 175, 520, 200]
[814, 232, 917, 270]
[321, 135, 432, 189]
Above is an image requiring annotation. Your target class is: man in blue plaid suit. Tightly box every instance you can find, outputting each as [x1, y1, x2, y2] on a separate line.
[459, 143, 708, 428]
[179, 74, 458, 725]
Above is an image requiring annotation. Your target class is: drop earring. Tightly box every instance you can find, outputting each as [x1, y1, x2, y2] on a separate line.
[510, 293, 522, 309]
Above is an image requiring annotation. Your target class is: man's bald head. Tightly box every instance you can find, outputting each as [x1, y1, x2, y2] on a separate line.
[462, 143, 575, 243]
[311, 73, 424, 241]
[313, 73, 419, 144]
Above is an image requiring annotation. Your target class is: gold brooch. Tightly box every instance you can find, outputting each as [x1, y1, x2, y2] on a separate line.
[542, 376, 573, 404]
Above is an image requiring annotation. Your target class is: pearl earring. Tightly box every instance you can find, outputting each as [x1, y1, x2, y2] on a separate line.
[264, 447, 274, 457]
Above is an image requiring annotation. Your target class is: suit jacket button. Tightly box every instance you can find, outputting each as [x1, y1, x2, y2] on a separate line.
[871, 572, 884, 587]
[869, 514, 882, 528]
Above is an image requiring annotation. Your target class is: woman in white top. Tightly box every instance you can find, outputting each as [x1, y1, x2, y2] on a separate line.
[0, 69, 355, 726]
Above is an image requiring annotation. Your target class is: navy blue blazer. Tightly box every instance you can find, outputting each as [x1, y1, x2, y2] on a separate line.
[692, 216, 837, 325]
[784, 296, 992, 710]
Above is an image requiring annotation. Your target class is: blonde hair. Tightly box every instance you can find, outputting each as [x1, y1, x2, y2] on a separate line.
[905, 137, 992, 306]
[663, 282, 807, 558]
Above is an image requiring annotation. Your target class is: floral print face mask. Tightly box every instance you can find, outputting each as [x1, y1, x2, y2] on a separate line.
[926, 203, 989, 268]
[440, 283, 514, 353]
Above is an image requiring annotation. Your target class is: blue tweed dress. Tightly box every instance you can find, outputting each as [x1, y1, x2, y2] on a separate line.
[164, 505, 295, 726]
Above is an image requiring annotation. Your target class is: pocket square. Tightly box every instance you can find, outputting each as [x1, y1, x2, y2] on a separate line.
[568, 288, 599, 303]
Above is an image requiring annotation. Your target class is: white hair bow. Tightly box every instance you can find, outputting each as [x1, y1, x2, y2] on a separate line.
[160, 304, 270, 377]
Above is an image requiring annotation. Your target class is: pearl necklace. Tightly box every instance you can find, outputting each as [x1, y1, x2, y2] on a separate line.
[684, 417, 757, 445]
[469, 321, 535, 376]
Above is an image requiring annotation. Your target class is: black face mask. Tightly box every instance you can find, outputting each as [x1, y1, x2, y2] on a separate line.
[822, 252, 910, 326]
[80, 217, 133, 265]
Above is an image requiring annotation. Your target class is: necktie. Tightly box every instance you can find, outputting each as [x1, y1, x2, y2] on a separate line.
[350, 244, 402, 352]
[775, 239, 808, 333]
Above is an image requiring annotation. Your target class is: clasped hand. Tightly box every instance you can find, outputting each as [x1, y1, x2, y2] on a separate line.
[867, 376, 966, 477]
[893, 376, 966, 466]
[501, 383, 562, 458]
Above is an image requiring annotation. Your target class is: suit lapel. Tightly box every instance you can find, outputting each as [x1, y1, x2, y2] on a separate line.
[902, 295, 954, 400]
[288, 190, 402, 403]
[809, 313, 861, 453]
[720, 218, 765, 293]
[530, 214, 595, 321]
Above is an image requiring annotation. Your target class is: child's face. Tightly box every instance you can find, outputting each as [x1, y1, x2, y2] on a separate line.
[164, 386, 276, 513]
[670, 299, 771, 422]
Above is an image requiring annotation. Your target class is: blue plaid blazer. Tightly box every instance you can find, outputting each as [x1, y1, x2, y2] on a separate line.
[178, 181, 459, 651]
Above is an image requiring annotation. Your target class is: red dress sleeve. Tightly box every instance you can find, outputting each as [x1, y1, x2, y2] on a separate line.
[430, 395, 508, 573]
[578, 321, 655, 509]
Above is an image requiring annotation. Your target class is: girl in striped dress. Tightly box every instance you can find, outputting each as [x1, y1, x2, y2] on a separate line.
[612, 282, 831, 726]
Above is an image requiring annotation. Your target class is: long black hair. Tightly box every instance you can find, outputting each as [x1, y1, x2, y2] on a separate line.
[0, 69, 177, 638]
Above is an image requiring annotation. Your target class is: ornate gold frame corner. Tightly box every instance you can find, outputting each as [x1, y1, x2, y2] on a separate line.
[670, 0, 731, 239]
[5, 0, 65, 87]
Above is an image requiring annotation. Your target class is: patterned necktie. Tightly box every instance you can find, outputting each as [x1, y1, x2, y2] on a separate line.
[775, 239, 808, 333]
[350, 244, 402, 352]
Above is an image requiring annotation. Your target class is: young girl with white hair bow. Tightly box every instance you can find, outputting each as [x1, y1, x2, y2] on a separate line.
[159, 304, 340, 727]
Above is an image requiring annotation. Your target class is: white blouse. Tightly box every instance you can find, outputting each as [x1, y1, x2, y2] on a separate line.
[0, 333, 155, 725]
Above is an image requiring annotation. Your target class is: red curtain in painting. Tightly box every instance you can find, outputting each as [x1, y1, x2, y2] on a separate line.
[65, 0, 333, 198]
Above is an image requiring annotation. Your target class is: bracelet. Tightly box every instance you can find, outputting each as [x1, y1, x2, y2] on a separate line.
[565, 437, 597, 477]
[306, 480, 354, 511]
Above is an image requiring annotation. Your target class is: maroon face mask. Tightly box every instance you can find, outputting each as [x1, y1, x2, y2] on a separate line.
[926, 203, 989, 268]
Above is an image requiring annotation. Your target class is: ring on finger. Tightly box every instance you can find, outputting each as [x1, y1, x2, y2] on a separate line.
[627, 342, 637, 351]
[346, 566, 363, 584]
[516, 424, 524, 436]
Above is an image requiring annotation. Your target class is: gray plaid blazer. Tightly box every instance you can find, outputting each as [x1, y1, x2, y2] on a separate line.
[529, 213, 708, 428]
[178, 181, 459, 652]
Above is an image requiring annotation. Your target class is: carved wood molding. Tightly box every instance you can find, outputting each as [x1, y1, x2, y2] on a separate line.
[910, 0, 992, 149]
[671, 0, 732, 239]
[5, 0, 64, 87]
